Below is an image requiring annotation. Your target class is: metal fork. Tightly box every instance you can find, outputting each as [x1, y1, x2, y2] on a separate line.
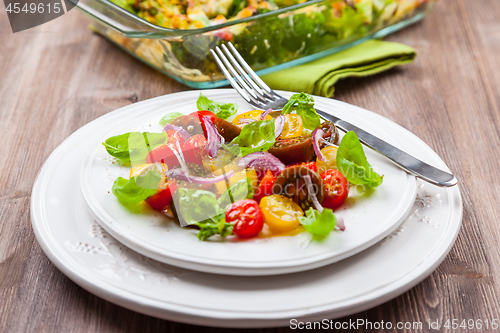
[210, 42, 458, 187]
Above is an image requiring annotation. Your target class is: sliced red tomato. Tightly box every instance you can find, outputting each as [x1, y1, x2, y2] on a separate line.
[225, 199, 264, 238]
[215, 30, 234, 41]
[320, 169, 349, 210]
[183, 134, 208, 160]
[189, 111, 217, 138]
[145, 130, 188, 166]
[301, 162, 317, 173]
[146, 142, 202, 168]
[145, 181, 178, 211]
[146, 144, 176, 166]
[165, 129, 186, 147]
[190, 110, 216, 123]
[253, 170, 276, 203]
[288, 161, 317, 173]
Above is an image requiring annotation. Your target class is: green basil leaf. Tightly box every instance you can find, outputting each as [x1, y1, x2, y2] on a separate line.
[103, 133, 132, 162]
[195, 214, 234, 241]
[112, 169, 161, 203]
[218, 177, 254, 210]
[176, 188, 221, 225]
[299, 208, 337, 240]
[197, 93, 238, 119]
[282, 97, 297, 115]
[281, 92, 320, 130]
[103, 132, 167, 163]
[336, 131, 383, 187]
[297, 107, 321, 131]
[231, 119, 275, 156]
[159, 112, 184, 127]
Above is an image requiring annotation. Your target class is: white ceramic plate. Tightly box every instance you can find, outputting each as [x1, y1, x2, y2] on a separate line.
[79, 90, 417, 276]
[31, 91, 462, 327]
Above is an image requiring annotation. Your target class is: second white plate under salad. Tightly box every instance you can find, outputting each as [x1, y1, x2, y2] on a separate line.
[80, 90, 417, 276]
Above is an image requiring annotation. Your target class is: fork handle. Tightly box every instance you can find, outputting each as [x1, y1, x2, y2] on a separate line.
[319, 111, 458, 187]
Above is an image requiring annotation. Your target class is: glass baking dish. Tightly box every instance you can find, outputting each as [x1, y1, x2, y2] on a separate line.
[76, 0, 436, 88]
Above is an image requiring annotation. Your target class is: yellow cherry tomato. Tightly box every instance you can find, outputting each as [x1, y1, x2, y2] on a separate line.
[317, 146, 338, 174]
[259, 194, 304, 233]
[232, 110, 272, 127]
[213, 168, 258, 195]
[202, 149, 236, 172]
[130, 163, 168, 189]
[279, 114, 303, 139]
[130, 163, 168, 179]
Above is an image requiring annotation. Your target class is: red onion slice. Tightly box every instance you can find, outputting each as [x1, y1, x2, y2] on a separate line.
[166, 168, 235, 184]
[312, 128, 325, 161]
[169, 140, 191, 181]
[163, 123, 191, 141]
[335, 217, 345, 231]
[261, 108, 273, 120]
[237, 152, 285, 174]
[238, 118, 257, 125]
[274, 115, 285, 139]
[203, 116, 224, 158]
[303, 174, 323, 213]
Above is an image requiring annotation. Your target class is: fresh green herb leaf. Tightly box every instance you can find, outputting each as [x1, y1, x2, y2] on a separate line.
[175, 188, 221, 225]
[222, 142, 242, 157]
[159, 112, 184, 127]
[195, 214, 234, 241]
[231, 119, 275, 156]
[103, 132, 167, 163]
[336, 131, 383, 187]
[218, 177, 255, 210]
[299, 208, 337, 240]
[112, 169, 161, 203]
[197, 93, 238, 119]
[282, 92, 320, 130]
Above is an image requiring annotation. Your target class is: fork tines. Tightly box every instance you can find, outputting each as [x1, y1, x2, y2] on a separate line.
[210, 43, 282, 110]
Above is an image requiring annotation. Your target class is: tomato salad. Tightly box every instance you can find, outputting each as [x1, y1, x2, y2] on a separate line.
[104, 93, 383, 241]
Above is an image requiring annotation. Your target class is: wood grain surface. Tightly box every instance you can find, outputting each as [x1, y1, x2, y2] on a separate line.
[1, 0, 499, 331]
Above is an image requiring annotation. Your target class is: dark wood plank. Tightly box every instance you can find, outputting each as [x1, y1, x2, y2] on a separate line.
[1, 0, 500, 331]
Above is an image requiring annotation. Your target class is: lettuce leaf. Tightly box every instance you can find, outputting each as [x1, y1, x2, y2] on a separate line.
[103, 132, 167, 163]
[159, 112, 184, 127]
[282, 92, 320, 130]
[231, 119, 276, 156]
[218, 177, 254, 210]
[197, 93, 238, 119]
[299, 208, 337, 240]
[323, 0, 373, 39]
[195, 214, 234, 241]
[336, 131, 383, 187]
[112, 169, 161, 203]
[174, 187, 235, 240]
[176, 188, 221, 225]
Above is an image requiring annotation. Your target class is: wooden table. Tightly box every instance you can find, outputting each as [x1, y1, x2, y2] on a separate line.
[1, 0, 499, 331]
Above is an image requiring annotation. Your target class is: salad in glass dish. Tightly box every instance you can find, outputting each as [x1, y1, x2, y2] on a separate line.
[82, 0, 435, 87]
[102, 92, 383, 241]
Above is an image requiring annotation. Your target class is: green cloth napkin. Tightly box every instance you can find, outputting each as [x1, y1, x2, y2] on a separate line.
[262, 40, 416, 98]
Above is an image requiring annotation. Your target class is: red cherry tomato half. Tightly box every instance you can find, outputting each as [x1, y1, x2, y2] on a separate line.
[145, 181, 178, 211]
[190, 110, 216, 123]
[165, 129, 186, 148]
[225, 199, 264, 238]
[189, 111, 217, 138]
[253, 170, 276, 203]
[146, 143, 203, 168]
[182, 134, 207, 151]
[300, 162, 317, 173]
[320, 169, 349, 210]
[146, 130, 187, 166]
[287, 161, 317, 173]
[146, 144, 175, 165]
